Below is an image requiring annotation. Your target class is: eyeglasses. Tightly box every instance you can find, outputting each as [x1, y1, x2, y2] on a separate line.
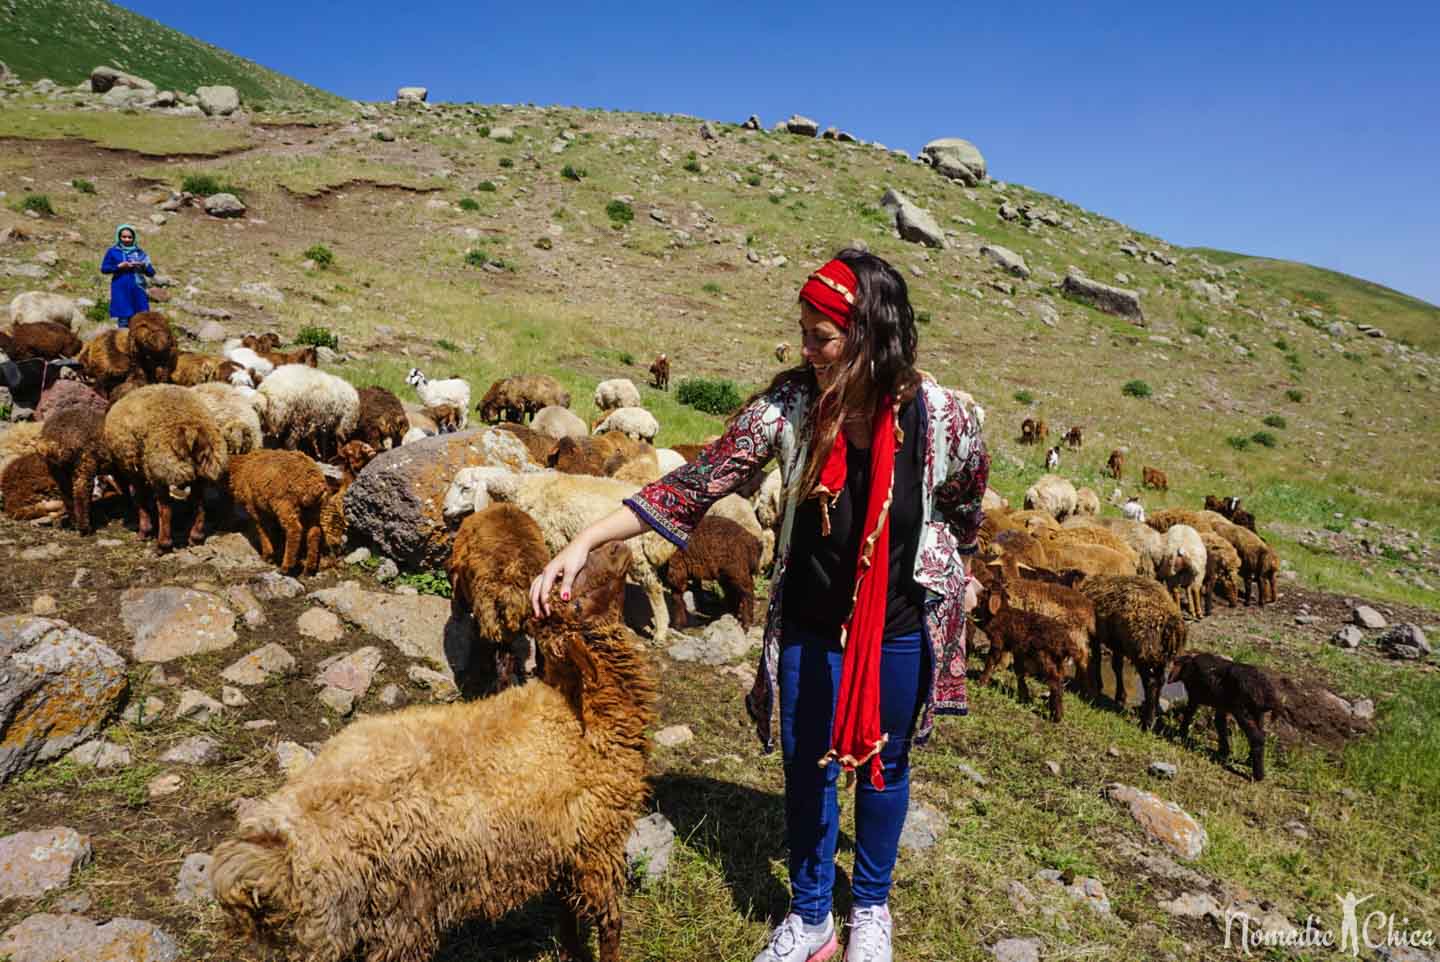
[800, 330, 844, 349]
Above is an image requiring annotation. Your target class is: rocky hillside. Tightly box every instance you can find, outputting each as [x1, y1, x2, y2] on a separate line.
[0, 0, 342, 110]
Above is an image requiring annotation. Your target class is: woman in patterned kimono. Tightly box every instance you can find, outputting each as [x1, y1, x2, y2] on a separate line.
[531, 249, 989, 962]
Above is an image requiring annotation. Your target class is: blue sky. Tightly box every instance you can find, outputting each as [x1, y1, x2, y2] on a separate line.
[124, 1, 1440, 305]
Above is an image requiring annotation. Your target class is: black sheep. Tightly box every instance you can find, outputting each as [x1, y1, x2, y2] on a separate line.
[1169, 652, 1282, 781]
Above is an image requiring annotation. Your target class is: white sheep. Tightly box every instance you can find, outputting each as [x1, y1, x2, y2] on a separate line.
[1122, 497, 1147, 523]
[593, 378, 642, 412]
[593, 406, 658, 443]
[1158, 523, 1207, 618]
[406, 367, 470, 430]
[532, 404, 588, 441]
[655, 447, 687, 475]
[10, 292, 81, 328]
[754, 468, 784, 530]
[254, 364, 359, 459]
[1023, 473, 1078, 521]
[223, 342, 275, 379]
[190, 382, 262, 456]
[1074, 486, 1100, 517]
[1044, 445, 1060, 470]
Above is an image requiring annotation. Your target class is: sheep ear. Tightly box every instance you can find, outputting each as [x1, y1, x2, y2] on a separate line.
[567, 636, 600, 686]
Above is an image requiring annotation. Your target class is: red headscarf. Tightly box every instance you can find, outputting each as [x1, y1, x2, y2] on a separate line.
[800, 259, 902, 791]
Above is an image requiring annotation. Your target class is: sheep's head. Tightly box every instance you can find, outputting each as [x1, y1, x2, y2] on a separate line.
[529, 543, 634, 712]
[405, 368, 425, 387]
[1166, 652, 1201, 685]
[336, 440, 377, 475]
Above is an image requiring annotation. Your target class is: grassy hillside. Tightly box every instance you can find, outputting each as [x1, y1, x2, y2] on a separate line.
[1191, 247, 1440, 352]
[0, 0, 342, 109]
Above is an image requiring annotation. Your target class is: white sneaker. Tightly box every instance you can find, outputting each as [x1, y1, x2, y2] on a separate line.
[845, 905, 893, 962]
[753, 912, 838, 962]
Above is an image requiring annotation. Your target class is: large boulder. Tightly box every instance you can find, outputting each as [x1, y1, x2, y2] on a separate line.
[784, 115, 819, 136]
[396, 86, 428, 103]
[195, 85, 240, 116]
[119, 588, 237, 663]
[980, 243, 1030, 279]
[922, 137, 987, 185]
[880, 188, 945, 249]
[0, 827, 92, 898]
[1062, 271, 1144, 323]
[0, 913, 180, 962]
[1103, 783, 1207, 860]
[0, 617, 127, 784]
[343, 427, 539, 568]
[89, 66, 155, 94]
[202, 193, 246, 218]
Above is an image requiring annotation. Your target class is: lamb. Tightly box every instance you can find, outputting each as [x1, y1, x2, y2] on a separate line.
[1063, 425, 1083, 449]
[1106, 448, 1125, 480]
[532, 404, 588, 440]
[172, 352, 254, 388]
[648, 353, 670, 390]
[1078, 574, 1187, 730]
[77, 329, 138, 396]
[662, 514, 762, 630]
[240, 333, 282, 354]
[593, 377, 641, 412]
[211, 542, 655, 962]
[223, 343, 276, 380]
[593, 406, 659, 443]
[354, 386, 409, 450]
[124, 311, 178, 384]
[0, 422, 44, 475]
[190, 382, 263, 457]
[1023, 473, 1078, 521]
[1206, 494, 1257, 533]
[446, 503, 551, 694]
[548, 433, 654, 479]
[972, 565, 1089, 722]
[1044, 445, 1060, 470]
[1142, 465, 1168, 490]
[972, 557, 1095, 696]
[1199, 531, 1243, 615]
[2, 321, 82, 361]
[261, 344, 318, 368]
[227, 450, 330, 575]
[775, 342, 792, 364]
[10, 291, 80, 328]
[1019, 417, 1039, 445]
[318, 440, 375, 559]
[405, 367, 470, 429]
[102, 384, 227, 550]
[35, 379, 108, 422]
[1074, 486, 1100, 516]
[35, 407, 110, 534]
[478, 374, 570, 424]
[1209, 517, 1278, 606]
[1169, 652, 1282, 781]
[1, 452, 64, 523]
[255, 364, 360, 459]
[424, 402, 464, 433]
[1156, 523, 1207, 618]
[1122, 496, 1146, 523]
[981, 527, 1052, 570]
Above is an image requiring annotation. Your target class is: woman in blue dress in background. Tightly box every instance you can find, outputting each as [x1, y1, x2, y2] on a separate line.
[100, 223, 156, 328]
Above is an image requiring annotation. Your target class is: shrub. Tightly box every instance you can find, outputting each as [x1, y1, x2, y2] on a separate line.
[303, 244, 334, 269]
[561, 164, 586, 182]
[477, 125, 491, 138]
[701, 282, 722, 296]
[465, 248, 490, 268]
[683, 153, 702, 174]
[498, 157, 514, 168]
[1251, 431, 1278, 448]
[458, 197, 481, 211]
[916, 310, 932, 324]
[1285, 388, 1305, 403]
[618, 351, 635, 366]
[677, 377, 743, 415]
[1263, 414, 1287, 429]
[181, 173, 224, 196]
[0, 402, 9, 422]
[71, 178, 96, 194]
[1226, 436, 1251, 451]
[1121, 379, 1152, 398]
[437, 338, 459, 352]
[1013, 389, 1034, 404]
[393, 570, 452, 598]
[295, 326, 339, 350]
[745, 173, 763, 187]
[85, 299, 110, 323]
[606, 200, 634, 225]
[476, 181, 497, 193]
[20, 194, 54, 216]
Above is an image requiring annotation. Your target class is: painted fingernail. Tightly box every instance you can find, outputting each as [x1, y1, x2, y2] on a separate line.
[561, 592, 570, 601]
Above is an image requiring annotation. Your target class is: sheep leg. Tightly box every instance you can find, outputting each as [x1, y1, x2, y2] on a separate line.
[977, 646, 1004, 688]
[556, 909, 592, 962]
[1177, 702, 1199, 742]
[1139, 667, 1160, 731]
[1111, 650, 1127, 709]
[1047, 674, 1065, 723]
[1013, 664, 1032, 703]
[186, 486, 208, 546]
[72, 456, 99, 535]
[1238, 713, 1266, 781]
[1089, 636, 1104, 699]
[274, 501, 304, 573]
[131, 479, 154, 540]
[1213, 710, 1232, 763]
[302, 523, 323, 576]
[251, 513, 278, 563]
[665, 591, 689, 630]
[156, 494, 174, 552]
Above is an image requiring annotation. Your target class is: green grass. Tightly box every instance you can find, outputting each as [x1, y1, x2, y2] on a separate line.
[1013, 389, 1034, 404]
[18, 193, 54, 216]
[294, 325, 338, 349]
[607, 199, 635, 225]
[476, 180, 498, 193]
[70, 177, 95, 194]
[303, 243, 334, 269]
[1121, 379, 1152, 398]
[391, 570, 452, 598]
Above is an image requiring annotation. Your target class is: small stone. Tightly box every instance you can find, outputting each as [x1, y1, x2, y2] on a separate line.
[1044, 760, 1062, 777]
[318, 686, 355, 715]
[220, 643, 298, 685]
[666, 614, 754, 665]
[379, 683, 402, 706]
[159, 735, 218, 765]
[173, 689, 224, 723]
[989, 937, 1042, 962]
[1149, 761, 1178, 779]
[957, 762, 988, 786]
[174, 852, 213, 904]
[203, 192, 246, 218]
[1284, 819, 1312, 839]
[344, 547, 371, 565]
[1158, 890, 1220, 918]
[1378, 623, 1430, 656]
[0, 827, 92, 897]
[297, 607, 344, 642]
[121, 587, 237, 662]
[1352, 604, 1387, 629]
[221, 685, 249, 707]
[374, 558, 399, 582]
[1331, 625, 1364, 648]
[30, 594, 57, 616]
[0, 914, 180, 962]
[625, 812, 676, 884]
[1107, 745, 1122, 758]
[67, 739, 131, 769]
[249, 571, 304, 600]
[242, 719, 275, 730]
[275, 741, 315, 776]
[407, 664, 458, 701]
[654, 724, 693, 747]
[1350, 697, 1375, 720]
[898, 800, 947, 850]
[1103, 783, 1208, 860]
[121, 696, 165, 727]
[148, 773, 183, 798]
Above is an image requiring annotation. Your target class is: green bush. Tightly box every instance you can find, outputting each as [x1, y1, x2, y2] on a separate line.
[85, 299, 110, 323]
[1013, 389, 1034, 404]
[618, 351, 635, 366]
[561, 164, 586, 182]
[0, 402, 10, 422]
[1262, 414, 1287, 429]
[437, 338, 459, 352]
[458, 197, 481, 211]
[181, 173, 224, 196]
[303, 244, 334, 269]
[745, 173, 763, 187]
[1121, 379, 1152, 398]
[498, 157, 514, 168]
[683, 152, 702, 174]
[606, 200, 634, 225]
[477, 125, 491, 138]
[1251, 431, 1278, 448]
[916, 310, 932, 324]
[1285, 388, 1305, 403]
[20, 194, 54, 216]
[1226, 435, 1251, 451]
[392, 570, 452, 598]
[71, 178, 96, 194]
[465, 248, 490, 268]
[677, 377, 744, 415]
[701, 281, 723, 296]
[476, 181, 497, 193]
[295, 325, 339, 350]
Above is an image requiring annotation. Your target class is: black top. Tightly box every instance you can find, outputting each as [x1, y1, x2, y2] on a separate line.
[783, 398, 925, 640]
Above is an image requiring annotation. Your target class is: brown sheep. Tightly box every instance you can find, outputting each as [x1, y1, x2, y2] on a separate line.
[972, 557, 1095, 694]
[478, 374, 570, 424]
[35, 407, 109, 534]
[1169, 652, 1283, 781]
[1199, 531, 1242, 614]
[495, 421, 560, 465]
[548, 433, 653, 478]
[35, 379, 108, 422]
[172, 352, 252, 388]
[77, 329, 137, 396]
[648, 353, 670, 391]
[1063, 425, 1083, 449]
[228, 450, 330, 575]
[1037, 525, 1140, 571]
[241, 333, 282, 354]
[1106, 448, 1125, 480]
[1019, 416, 1038, 445]
[775, 342, 792, 364]
[212, 542, 654, 962]
[1147, 508, 1215, 534]
[1, 321, 82, 361]
[662, 514, 763, 630]
[1209, 517, 1278, 606]
[0, 452, 64, 522]
[671, 443, 706, 462]
[1142, 465, 1168, 491]
[1075, 516, 1164, 579]
[1078, 574, 1188, 730]
[424, 402, 464, 433]
[355, 386, 409, 450]
[446, 503, 550, 694]
[980, 526, 1052, 570]
[972, 565, 1089, 722]
[1044, 542, 1136, 579]
[102, 384, 227, 551]
[1205, 495, 1257, 533]
[262, 344, 319, 368]
[125, 311, 178, 384]
[318, 440, 376, 560]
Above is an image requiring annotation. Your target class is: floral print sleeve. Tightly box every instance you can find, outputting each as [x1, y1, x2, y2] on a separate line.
[623, 385, 793, 549]
[934, 395, 990, 554]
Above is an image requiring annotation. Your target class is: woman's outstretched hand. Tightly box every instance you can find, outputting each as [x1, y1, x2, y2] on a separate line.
[530, 538, 594, 618]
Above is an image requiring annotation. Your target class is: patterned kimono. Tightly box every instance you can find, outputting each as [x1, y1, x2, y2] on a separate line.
[624, 375, 990, 752]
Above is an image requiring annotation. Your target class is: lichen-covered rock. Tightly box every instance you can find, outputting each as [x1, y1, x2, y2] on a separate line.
[343, 427, 540, 568]
[1062, 271, 1144, 323]
[0, 827, 92, 898]
[1103, 783, 1208, 860]
[0, 913, 179, 962]
[120, 588, 236, 663]
[311, 581, 461, 670]
[0, 617, 127, 783]
[922, 137, 987, 185]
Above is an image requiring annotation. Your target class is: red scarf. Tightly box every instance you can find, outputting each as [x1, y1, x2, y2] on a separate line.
[801, 259, 899, 791]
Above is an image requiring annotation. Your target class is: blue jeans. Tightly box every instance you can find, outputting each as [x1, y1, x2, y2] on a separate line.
[779, 623, 932, 924]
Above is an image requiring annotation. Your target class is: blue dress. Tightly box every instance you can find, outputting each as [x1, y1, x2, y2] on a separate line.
[100, 245, 155, 322]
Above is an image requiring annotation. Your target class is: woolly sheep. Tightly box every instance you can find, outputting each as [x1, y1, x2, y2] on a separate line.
[663, 515, 762, 630]
[0, 422, 44, 475]
[655, 447, 686, 474]
[1157, 524, 1207, 618]
[479, 374, 570, 423]
[125, 311, 178, 384]
[255, 364, 359, 459]
[1023, 473, 1078, 521]
[9, 291, 80, 328]
[593, 377, 641, 412]
[228, 450, 330, 575]
[1, 452, 64, 523]
[1169, 652, 1282, 781]
[223, 344, 276, 379]
[77, 329, 138, 396]
[405, 368, 470, 429]
[3, 321, 82, 362]
[592, 406, 658, 443]
[1209, 517, 1279, 606]
[973, 564, 1090, 722]
[355, 386, 409, 450]
[1074, 486, 1100, 517]
[173, 352, 254, 388]
[754, 469, 784, 530]
[1079, 574, 1187, 731]
[190, 382, 263, 457]
[532, 404, 588, 441]
[1199, 530, 1243, 614]
[1075, 517, 1164, 579]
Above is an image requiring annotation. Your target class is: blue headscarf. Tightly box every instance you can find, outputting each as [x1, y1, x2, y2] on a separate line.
[114, 224, 139, 251]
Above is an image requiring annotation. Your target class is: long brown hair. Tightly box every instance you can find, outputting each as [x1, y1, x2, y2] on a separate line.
[738, 248, 920, 498]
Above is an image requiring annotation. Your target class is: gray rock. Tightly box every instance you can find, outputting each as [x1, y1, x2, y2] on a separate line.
[344, 547, 372, 565]
[0, 828, 92, 898]
[374, 128, 396, 142]
[375, 558, 399, 582]
[1148, 761, 1178, 779]
[318, 686, 355, 715]
[1158, 680, 1188, 712]
[898, 799, 947, 850]
[174, 689, 224, 723]
[1034, 869, 1111, 914]
[407, 664, 458, 700]
[248, 571, 304, 600]
[980, 243, 1030, 278]
[784, 114, 819, 136]
[311, 582, 454, 669]
[1062, 271, 1144, 323]
[667, 615, 756, 665]
[395, 86, 428, 103]
[1157, 890, 1220, 919]
[314, 646, 383, 701]
[922, 137, 987, 186]
[121, 588, 236, 663]
[159, 735, 218, 765]
[196, 85, 240, 116]
[297, 607, 344, 642]
[1352, 605, 1387, 629]
[66, 739, 130, 770]
[89, 65, 155, 93]
[653, 724, 693, 747]
[220, 643, 297, 685]
[0, 914, 179, 962]
[120, 696, 165, 728]
[989, 937, 1041, 962]
[0, 617, 128, 783]
[698, 122, 716, 141]
[174, 852, 213, 904]
[879, 188, 945, 249]
[1351, 697, 1375, 720]
[1379, 623, 1429, 655]
[1103, 783, 1207, 860]
[625, 813, 676, 884]
[741, 114, 761, 130]
[379, 683, 402, 706]
[344, 428, 537, 568]
[221, 685, 248, 707]
[236, 281, 282, 304]
[275, 741, 315, 776]
[1331, 625, 1364, 648]
[203, 193, 246, 218]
